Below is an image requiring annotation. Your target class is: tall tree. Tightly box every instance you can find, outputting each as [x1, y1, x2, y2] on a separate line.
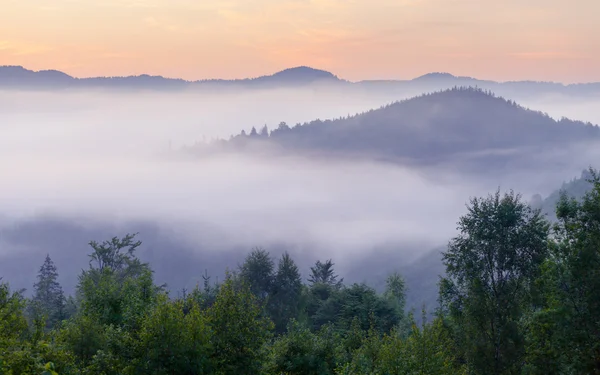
[439, 190, 549, 375]
[527, 168, 600, 374]
[239, 247, 275, 302]
[77, 233, 158, 328]
[31, 254, 66, 329]
[384, 272, 407, 316]
[270, 252, 303, 333]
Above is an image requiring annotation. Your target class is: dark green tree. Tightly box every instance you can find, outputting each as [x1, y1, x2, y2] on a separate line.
[87, 233, 147, 278]
[308, 259, 343, 287]
[384, 271, 407, 317]
[265, 321, 342, 375]
[31, 255, 66, 329]
[239, 247, 275, 302]
[526, 168, 600, 374]
[270, 252, 303, 333]
[439, 190, 549, 375]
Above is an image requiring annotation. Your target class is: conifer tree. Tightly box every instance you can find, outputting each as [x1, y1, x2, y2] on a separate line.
[32, 254, 66, 329]
[308, 259, 343, 287]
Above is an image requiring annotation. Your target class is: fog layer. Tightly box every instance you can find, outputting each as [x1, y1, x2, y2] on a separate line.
[1, 87, 599, 304]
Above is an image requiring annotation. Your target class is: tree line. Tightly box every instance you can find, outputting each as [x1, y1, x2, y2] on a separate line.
[1, 169, 600, 374]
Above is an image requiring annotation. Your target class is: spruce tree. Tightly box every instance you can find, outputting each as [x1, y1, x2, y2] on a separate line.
[270, 252, 303, 333]
[308, 259, 343, 287]
[32, 254, 66, 329]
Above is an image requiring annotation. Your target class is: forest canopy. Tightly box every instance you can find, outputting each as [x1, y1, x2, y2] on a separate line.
[2, 169, 600, 374]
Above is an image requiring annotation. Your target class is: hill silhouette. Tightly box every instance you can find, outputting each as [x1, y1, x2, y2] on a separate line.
[217, 87, 599, 168]
[2, 65, 600, 96]
[0, 65, 340, 90]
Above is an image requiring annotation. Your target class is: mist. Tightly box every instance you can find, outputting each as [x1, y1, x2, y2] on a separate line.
[1, 86, 599, 304]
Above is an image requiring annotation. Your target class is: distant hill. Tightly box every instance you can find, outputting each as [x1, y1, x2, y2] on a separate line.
[2, 65, 600, 96]
[211, 87, 599, 170]
[0, 65, 341, 90]
[533, 169, 596, 221]
[0, 66, 74, 88]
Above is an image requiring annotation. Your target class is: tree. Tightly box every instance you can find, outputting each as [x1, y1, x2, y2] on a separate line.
[265, 321, 341, 375]
[308, 259, 343, 287]
[260, 124, 269, 137]
[384, 272, 407, 316]
[136, 294, 212, 374]
[439, 190, 549, 375]
[87, 233, 147, 278]
[270, 252, 303, 333]
[239, 247, 275, 302]
[207, 274, 273, 374]
[249, 126, 258, 137]
[366, 313, 463, 375]
[526, 168, 600, 374]
[31, 255, 66, 329]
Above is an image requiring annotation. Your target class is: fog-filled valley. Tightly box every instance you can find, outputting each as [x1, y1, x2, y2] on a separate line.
[2, 80, 600, 315]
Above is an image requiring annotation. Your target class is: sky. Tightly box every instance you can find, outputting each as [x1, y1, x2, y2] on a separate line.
[1, 0, 599, 82]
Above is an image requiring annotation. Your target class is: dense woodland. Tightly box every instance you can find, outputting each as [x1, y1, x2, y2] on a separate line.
[2, 168, 600, 374]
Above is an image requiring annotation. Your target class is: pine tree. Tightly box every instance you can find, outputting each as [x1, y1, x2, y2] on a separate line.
[308, 259, 343, 287]
[270, 252, 303, 333]
[32, 254, 66, 329]
[260, 124, 269, 137]
[239, 248, 274, 301]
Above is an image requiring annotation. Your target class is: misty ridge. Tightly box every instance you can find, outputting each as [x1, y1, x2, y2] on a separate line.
[1, 66, 600, 315]
[3, 64, 600, 100]
[192, 87, 600, 173]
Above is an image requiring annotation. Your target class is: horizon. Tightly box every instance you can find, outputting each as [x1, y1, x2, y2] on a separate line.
[2, 1, 599, 84]
[3, 64, 600, 85]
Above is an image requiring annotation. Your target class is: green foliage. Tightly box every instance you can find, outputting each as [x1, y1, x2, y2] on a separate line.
[78, 234, 159, 330]
[31, 254, 67, 330]
[239, 247, 275, 301]
[4, 176, 600, 374]
[266, 321, 343, 375]
[135, 294, 212, 374]
[526, 168, 600, 374]
[308, 259, 343, 287]
[207, 274, 274, 374]
[270, 252, 304, 334]
[384, 272, 407, 315]
[306, 281, 401, 334]
[337, 311, 462, 375]
[440, 189, 549, 375]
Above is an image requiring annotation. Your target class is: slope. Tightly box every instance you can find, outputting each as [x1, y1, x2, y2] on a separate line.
[223, 87, 599, 168]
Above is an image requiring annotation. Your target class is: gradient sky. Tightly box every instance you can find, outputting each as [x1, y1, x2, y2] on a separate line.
[1, 0, 599, 82]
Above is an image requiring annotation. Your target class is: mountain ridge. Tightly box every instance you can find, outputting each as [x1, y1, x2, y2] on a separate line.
[2, 65, 600, 93]
[190, 87, 600, 172]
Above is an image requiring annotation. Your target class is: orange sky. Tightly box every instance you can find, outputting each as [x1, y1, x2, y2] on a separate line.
[1, 0, 599, 82]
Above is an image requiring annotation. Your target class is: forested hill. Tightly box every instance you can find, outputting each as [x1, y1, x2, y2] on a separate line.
[531, 169, 596, 220]
[207, 87, 599, 167]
